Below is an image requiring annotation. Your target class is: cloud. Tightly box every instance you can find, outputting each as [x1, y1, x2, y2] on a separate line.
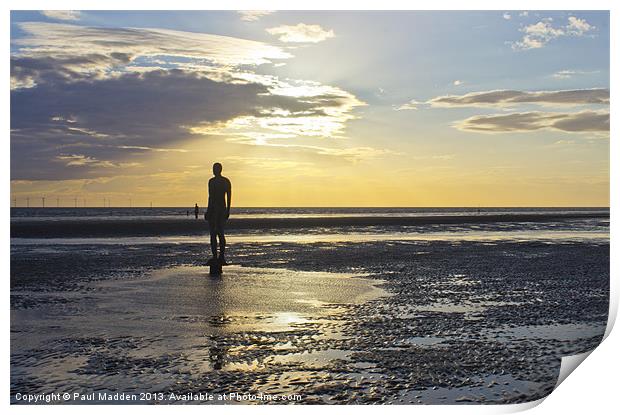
[412, 154, 456, 161]
[552, 69, 600, 79]
[11, 22, 292, 88]
[513, 18, 565, 50]
[12, 69, 363, 179]
[187, 78, 365, 139]
[224, 138, 394, 163]
[406, 87, 609, 136]
[266, 23, 334, 43]
[304, 145, 395, 162]
[453, 80, 463, 86]
[512, 16, 595, 50]
[117, 145, 188, 153]
[566, 16, 594, 36]
[455, 110, 609, 133]
[12, 70, 273, 138]
[428, 88, 609, 108]
[394, 99, 423, 111]
[11, 22, 366, 180]
[222, 156, 318, 172]
[40, 10, 81, 21]
[237, 10, 274, 22]
[56, 154, 139, 168]
[503, 13, 512, 20]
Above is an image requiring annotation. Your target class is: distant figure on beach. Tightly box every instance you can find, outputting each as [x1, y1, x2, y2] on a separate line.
[206, 162, 232, 265]
[194, 203, 199, 219]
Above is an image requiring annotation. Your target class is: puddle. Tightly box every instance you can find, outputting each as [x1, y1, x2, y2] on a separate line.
[10, 227, 610, 247]
[403, 336, 446, 346]
[394, 374, 547, 404]
[490, 323, 606, 342]
[397, 299, 524, 317]
[11, 265, 389, 397]
[267, 349, 351, 368]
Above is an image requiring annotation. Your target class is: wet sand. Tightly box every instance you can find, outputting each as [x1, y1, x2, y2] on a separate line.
[11, 265, 387, 403]
[10, 212, 608, 238]
[10, 235, 608, 404]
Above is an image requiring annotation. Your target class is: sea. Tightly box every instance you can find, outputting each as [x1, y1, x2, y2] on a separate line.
[9, 206, 611, 221]
[10, 207, 610, 244]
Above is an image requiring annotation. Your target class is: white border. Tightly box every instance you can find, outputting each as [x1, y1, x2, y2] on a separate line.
[3, 1, 616, 415]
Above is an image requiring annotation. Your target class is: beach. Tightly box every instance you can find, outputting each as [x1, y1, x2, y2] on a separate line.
[10, 208, 609, 404]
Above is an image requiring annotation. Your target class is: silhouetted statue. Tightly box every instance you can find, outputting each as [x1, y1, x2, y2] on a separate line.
[194, 203, 199, 219]
[206, 162, 231, 266]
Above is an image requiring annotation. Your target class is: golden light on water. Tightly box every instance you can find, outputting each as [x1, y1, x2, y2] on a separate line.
[272, 312, 309, 326]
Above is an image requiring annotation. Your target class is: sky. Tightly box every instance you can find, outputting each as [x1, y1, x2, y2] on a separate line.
[10, 10, 610, 207]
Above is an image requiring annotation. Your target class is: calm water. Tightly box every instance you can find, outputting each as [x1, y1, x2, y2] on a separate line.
[9, 206, 610, 221]
[10, 207, 610, 243]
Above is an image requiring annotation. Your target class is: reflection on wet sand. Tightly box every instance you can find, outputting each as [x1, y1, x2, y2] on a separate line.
[11, 233, 609, 404]
[11, 265, 389, 402]
[10, 229, 610, 247]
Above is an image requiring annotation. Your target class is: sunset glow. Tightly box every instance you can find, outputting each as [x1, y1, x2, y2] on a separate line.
[10, 11, 609, 207]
